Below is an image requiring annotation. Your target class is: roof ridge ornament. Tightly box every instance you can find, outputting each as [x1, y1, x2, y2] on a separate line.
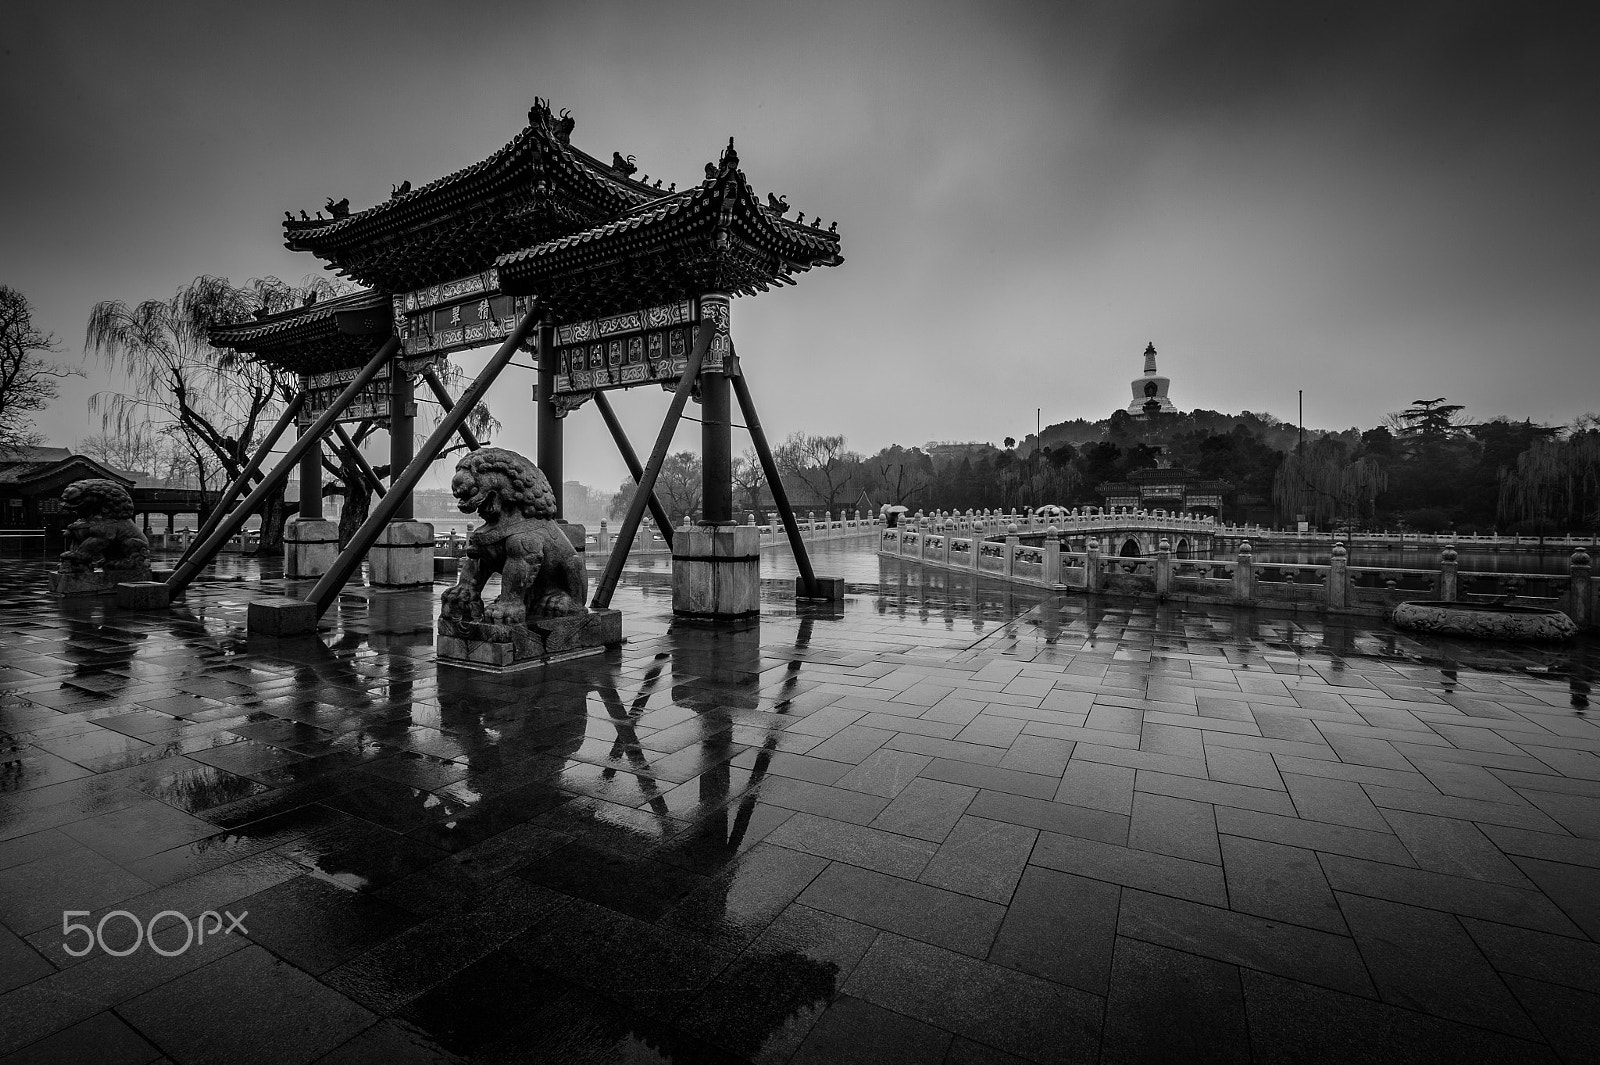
[720, 137, 739, 172]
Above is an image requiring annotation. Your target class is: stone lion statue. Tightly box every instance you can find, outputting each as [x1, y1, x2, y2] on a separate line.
[440, 448, 586, 624]
[58, 479, 151, 578]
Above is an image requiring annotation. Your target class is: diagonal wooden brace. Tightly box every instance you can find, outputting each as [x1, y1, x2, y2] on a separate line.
[166, 335, 400, 598]
[593, 391, 674, 552]
[172, 393, 305, 572]
[590, 318, 714, 610]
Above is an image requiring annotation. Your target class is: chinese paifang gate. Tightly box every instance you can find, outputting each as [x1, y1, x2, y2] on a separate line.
[155, 99, 844, 640]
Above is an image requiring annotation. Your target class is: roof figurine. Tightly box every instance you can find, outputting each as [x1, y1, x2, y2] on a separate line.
[767, 193, 789, 216]
[390, 180, 411, 198]
[325, 197, 350, 219]
[611, 153, 637, 177]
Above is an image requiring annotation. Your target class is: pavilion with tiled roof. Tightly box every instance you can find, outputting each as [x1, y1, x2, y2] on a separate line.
[169, 99, 844, 635]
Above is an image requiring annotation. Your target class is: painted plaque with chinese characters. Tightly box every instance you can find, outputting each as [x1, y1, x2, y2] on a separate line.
[393, 269, 539, 359]
[550, 298, 719, 395]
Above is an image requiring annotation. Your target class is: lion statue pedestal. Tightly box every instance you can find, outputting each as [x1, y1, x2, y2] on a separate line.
[48, 479, 153, 597]
[436, 448, 621, 670]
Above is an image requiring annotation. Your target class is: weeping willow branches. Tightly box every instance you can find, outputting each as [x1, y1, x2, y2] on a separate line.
[84, 274, 350, 552]
[1499, 432, 1600, 534]
[1272, 440, 1387, 528]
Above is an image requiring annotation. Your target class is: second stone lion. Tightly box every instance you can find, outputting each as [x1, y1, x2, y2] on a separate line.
[440, 448, 587, 625]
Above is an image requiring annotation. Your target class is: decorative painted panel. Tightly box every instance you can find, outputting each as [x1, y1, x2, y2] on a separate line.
[550, 298, 710, 396]
[298, 367, 390, 424]
[393, 269, 539, 358]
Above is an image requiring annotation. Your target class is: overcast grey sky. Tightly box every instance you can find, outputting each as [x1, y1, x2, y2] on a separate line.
[4, 1, 1596, 493]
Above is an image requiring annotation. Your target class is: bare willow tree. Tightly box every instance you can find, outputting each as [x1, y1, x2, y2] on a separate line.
[774, 432, 861, 514]
[731, 447, 767, 516]
[85, 274, 347, 554]
[0, 286, 80, 455]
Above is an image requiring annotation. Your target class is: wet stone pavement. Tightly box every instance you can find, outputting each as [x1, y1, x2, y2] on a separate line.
[1, 543, 1598, 1064]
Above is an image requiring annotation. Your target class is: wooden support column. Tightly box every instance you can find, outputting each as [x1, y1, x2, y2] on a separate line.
[536, 316, 563, 518]
[700, 294, 734, 525]
[284, 421, 338, 580]
[297, 426, 323, 522]
[364, 354, 432, 588]
[389, 357, 415, 521]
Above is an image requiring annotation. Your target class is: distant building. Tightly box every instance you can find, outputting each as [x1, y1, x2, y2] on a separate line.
[1127, 342, 1176, 416]
[922, 441, 1000, 462]
[1099, 457, 1227, 515]
[0, 447, 133, 531]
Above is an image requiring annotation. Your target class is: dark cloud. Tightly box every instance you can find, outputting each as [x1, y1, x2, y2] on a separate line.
[2, 1, 1596, 492]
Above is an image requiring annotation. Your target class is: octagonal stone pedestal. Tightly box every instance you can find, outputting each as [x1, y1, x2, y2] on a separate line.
[1392, 601, 1577, 642]
[673, 524, 760, 620]
[284, 518, 339, 580]
[369, 521, 435, 588]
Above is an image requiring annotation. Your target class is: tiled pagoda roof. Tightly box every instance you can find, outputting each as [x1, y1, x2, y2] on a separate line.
[231, 101, 842, 371]
[208, 288, 392, 376]
[495, 147, 843, 321]
[281, 101, 677, 294]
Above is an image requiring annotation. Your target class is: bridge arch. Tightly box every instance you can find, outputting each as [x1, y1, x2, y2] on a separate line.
[1119, 537, 1141, 557]
[1174, 537, 1191, 559]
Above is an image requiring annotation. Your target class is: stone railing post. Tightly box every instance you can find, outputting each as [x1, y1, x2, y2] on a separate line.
[1155, 537, 1171, 597]
[1439, 545, 1459, 602]
[1044, 536, 1061, 586]
[1004, 534, 1018, 579]
[1086, 537, 1102, 593]
[1327, 542, 1348, 609]
[1568, 547, 1592, 628]
[942, 529, 953, 568]
[598, 520, 610, 555]
[1233, 540, 1254, 604]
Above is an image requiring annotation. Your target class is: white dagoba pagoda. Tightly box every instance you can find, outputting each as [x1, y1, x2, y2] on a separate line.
[1126, 342, 1176, 415]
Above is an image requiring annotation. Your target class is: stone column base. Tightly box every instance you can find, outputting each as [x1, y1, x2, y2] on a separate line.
[673, 524, 760, 620]
[115, 581, 171, 610]
[796, 576, 846, 601]
[247, 596, 318, 635]
[369, 521, 435, 588]
[438, 609, 623, 671]
[284, 518, 340, 580]
[50, 567, 152, 597]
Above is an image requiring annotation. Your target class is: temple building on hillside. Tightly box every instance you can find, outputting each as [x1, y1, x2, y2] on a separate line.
[1127, 341, 1176, 415]
[1099, 454, 1228, 516]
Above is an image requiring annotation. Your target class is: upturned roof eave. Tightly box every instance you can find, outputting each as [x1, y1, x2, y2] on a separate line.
[280, 110, 671, 257]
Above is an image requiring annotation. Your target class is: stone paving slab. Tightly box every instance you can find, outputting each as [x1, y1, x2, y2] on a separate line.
[0, 548, 1596, 1062]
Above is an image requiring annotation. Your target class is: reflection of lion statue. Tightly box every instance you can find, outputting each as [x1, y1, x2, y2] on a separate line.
[58, 479, 151, 578]
[440, 448, 585, 624]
